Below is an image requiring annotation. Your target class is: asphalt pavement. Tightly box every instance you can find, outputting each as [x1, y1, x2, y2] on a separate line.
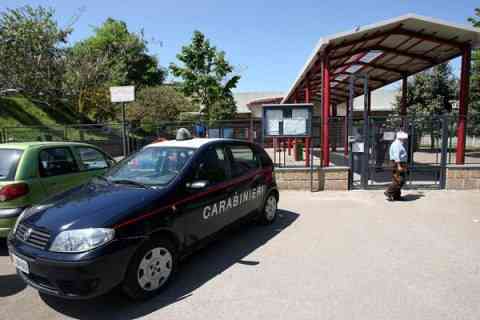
[1, 190, 480, 320]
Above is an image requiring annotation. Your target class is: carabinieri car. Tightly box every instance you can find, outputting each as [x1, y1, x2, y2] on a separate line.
[8, 134, 279, 300]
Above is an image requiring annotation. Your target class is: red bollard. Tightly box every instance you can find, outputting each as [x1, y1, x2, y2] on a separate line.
[294, 139, 299, 161]
[305, 137, 311, 167]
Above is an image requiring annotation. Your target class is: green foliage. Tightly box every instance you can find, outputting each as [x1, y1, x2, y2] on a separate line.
[0, 6, 71, 105]
[128, 86, 197, 123]
[392, 63, 457, 148]
[393, 63, 457, 116]
[75, 18, 165, 87]
[64, 18, 166, 122]
[170, 31, 240, 122]
[468, 8, 480, 135]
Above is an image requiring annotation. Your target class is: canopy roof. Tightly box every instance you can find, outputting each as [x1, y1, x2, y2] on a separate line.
[282, 14, 480, 105]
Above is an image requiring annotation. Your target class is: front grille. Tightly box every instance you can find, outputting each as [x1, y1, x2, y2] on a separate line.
[16, 223, 51, 249]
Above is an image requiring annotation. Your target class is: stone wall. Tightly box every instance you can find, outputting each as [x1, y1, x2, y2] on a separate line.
[446, 164, 480, 190]
[275, 166, 349, 191]
[320, 167, 350, 191]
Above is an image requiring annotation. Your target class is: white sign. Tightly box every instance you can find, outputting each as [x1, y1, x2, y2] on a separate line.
[284, 119, 307, 135]
[110, 86, 135, 103]
[383, 131, 396, 141]
[352, 142, 365, 153]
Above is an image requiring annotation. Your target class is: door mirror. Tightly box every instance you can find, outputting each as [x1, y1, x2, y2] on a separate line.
[186, 180, 208, 190]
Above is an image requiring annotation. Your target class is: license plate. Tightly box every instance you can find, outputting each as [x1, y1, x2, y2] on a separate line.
[11, 253, 29, 274]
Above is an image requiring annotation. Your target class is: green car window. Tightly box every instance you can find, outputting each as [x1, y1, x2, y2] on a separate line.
[76, 147, 109, 171]
[0, 149, 23, 181]
[39, 148, 79, 177]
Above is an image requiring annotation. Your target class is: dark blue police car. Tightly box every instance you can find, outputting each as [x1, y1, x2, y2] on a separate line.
[8, 133, 279, 300]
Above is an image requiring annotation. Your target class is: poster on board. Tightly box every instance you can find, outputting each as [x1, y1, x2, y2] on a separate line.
[292, 108, 309, 119]
[283, 119, 307, 135]
[267, 120, 281, 135]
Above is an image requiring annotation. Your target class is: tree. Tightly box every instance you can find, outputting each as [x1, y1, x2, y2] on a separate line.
[468, 8, 480, 135]
[0, 6, 71, 105]
[128, 86, 197, 123]
[169, 31, 240, 122]
[64, 18, 166, 121]
[393, 63, 457, 149]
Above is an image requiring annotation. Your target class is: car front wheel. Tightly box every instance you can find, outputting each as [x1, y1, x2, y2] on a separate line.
[122, 237, 177, 300]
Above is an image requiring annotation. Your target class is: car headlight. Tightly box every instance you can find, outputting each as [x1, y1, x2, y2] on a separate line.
[50, 228, 115, 253]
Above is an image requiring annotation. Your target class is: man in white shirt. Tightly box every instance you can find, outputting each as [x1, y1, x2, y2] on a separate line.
[385, 131, 408, 201]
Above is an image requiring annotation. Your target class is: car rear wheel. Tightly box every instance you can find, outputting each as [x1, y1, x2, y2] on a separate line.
[122, 237, 177, 300]
[258, 193, 278, 225]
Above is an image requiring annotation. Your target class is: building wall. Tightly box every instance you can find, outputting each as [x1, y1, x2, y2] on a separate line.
[446, 165, 480, 190]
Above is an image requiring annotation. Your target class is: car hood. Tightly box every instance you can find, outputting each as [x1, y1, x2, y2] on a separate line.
[22, 181, 164, 232]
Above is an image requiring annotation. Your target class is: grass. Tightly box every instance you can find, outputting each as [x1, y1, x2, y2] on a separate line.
[0, 95, 110, 143]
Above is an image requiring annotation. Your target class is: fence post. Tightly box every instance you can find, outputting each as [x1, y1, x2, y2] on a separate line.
[439, 114, 449, 189]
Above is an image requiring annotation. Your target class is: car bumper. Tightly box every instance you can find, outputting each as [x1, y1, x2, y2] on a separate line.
[0, 208, 23, 238]
[7, 234, 142, 299]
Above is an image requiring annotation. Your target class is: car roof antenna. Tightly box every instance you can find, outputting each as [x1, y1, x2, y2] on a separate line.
[176, 128, 193, 141]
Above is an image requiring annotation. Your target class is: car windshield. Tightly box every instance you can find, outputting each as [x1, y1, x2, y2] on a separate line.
[106, 147, 195, 187]
[0, 149, 23, 181]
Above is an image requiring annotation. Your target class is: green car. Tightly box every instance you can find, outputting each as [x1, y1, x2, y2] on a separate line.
[0, 142, 116, 237]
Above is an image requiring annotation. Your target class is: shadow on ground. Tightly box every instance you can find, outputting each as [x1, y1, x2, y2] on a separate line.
[0, 239, 9, 256]
[40, 209, 299, 320]
[0, 274, 27, 297]
[401, 194, 425, 202]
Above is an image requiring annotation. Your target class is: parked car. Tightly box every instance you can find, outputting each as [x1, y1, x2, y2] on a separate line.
[0, 142, 116, 237]
[8, 136, 278, 300]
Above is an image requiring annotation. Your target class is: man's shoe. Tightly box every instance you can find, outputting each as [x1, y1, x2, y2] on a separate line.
[384, 192, 394, 201]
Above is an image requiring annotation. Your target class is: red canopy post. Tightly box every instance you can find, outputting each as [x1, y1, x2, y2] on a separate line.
[332, 104, 337, 152]
[305, 76, 311, 167]
[322, 53, 331, 167]
[456, 44, 472, 164]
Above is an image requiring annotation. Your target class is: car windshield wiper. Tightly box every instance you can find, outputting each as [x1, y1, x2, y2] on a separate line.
[111, 179, 151, 189]
[92, 175, 112, 184]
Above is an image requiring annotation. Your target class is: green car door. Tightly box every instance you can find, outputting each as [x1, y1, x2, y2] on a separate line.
[37, 146, 87, 197]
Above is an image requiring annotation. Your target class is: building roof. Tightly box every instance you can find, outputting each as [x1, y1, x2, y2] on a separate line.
[234, 92, 284, 113]
[282, 14, 480, 105]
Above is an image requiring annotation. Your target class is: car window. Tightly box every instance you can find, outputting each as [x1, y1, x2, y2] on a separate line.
[0, 149, 23, 181]
[194, 146, 229, 185]
[107, 147, 195, 186]
[39, 148, 78, 177]
[228, 145, 260, 178]
[76, 147, 109, 171]
[255, 146, 273, 168]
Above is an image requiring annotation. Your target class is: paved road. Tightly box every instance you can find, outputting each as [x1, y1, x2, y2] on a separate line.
[1, 190, 480, 319]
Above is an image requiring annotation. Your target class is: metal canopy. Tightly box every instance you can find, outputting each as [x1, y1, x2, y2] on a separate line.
[282, 14, 480, 105]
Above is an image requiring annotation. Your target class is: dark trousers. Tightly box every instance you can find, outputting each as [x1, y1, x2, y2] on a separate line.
[385, 163, 407, 200]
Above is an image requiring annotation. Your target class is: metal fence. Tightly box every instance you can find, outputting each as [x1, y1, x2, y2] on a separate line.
[0, 119, 264, 158]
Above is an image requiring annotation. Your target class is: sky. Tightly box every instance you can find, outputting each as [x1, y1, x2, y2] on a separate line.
[1, 0, 478, 93]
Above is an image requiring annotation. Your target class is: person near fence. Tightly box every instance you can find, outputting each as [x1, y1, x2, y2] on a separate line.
[385, 131, 408, 201]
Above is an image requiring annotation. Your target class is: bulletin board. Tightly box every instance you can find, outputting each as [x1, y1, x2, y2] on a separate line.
[262, 104, 313, 138]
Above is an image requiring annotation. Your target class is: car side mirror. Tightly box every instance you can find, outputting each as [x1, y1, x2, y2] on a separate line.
[186, 180, 208, 190]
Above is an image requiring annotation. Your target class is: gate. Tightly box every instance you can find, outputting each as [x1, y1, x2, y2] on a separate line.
[349, 114, 449, 189]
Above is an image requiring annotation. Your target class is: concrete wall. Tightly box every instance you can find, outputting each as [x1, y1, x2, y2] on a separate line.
[275, 166, 349, 191]
[446, 164, 480, 190]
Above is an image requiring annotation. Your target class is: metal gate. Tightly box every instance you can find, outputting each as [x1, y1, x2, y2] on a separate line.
[349, 114, 449, 189]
